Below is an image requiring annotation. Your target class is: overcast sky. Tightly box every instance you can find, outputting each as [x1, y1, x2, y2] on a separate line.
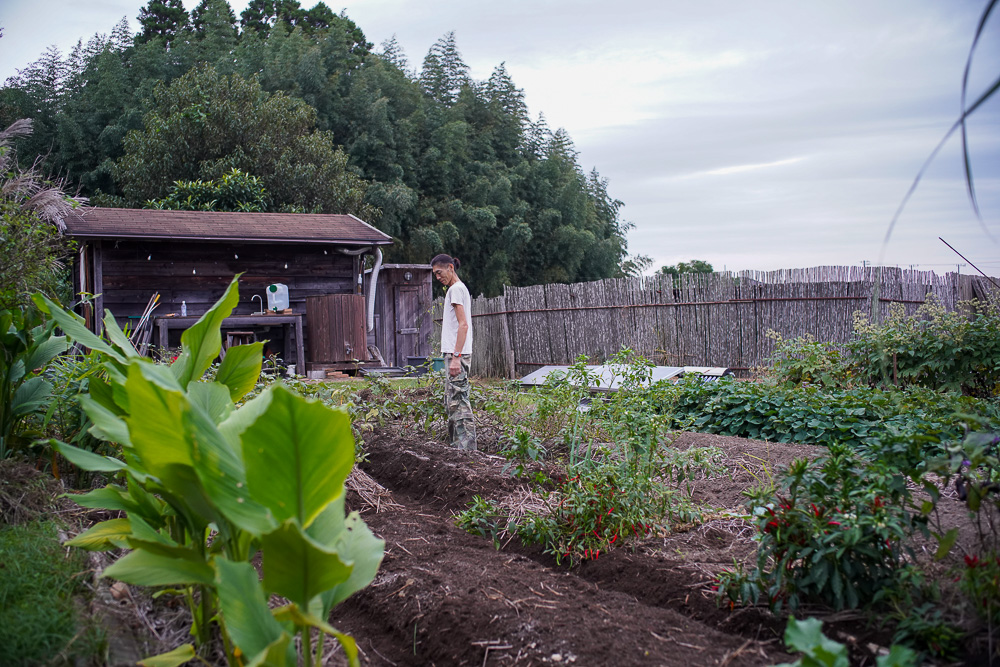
[2, 0, 998, 275]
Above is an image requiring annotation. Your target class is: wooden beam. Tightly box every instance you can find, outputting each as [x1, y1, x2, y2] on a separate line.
[93, 241, 104, 335]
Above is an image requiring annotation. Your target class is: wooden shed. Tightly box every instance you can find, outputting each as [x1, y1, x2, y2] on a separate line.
[369, 264, 435, 367]
[64, 207, 392, 370]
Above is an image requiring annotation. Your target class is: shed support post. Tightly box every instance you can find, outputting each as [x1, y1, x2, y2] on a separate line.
[93, 241, 104, 335]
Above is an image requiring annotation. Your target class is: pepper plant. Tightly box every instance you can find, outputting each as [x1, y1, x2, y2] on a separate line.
[718, 444, 924, 611]
[36, 277, 384, 667]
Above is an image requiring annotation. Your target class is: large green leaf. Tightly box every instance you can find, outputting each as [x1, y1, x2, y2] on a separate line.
[101, 310, 139, 359]
[23, 334, 68, 373]
[215, 341, 265, 402]
[318, 510, 385, 612]
[68, 485, 141, 513]
[50, 439, 127, 472]
[243, 386, 355, 527]
[274, 604, 359, 667]
[123, 364, 192, 473]
[103, 548, 214, 587]
[34, 295, 125, 363]
[187, 381, 233, 425]
[782, 616, 849, 667]
[12, 376, 53, 417]
[123, 515, 195, 560]
[137, 644, 196, 667]
[218, 390, 273, 451]
[64, 518, 132, 551]
[184, 397, 275, 535]
[172, 276, 240, 386]
[214, 558, 290, 663]
[78, 393, 131, 446]
[245, 634, 293, 667]
[308, 496, 385, 613]
[86, 375, 124, 415]
[260, 519, 352, 609]
[134, 358, 183, 393]
[305, 494, 347, 546]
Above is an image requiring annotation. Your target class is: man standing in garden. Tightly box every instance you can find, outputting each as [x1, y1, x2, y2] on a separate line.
[431, 254, 477, 451]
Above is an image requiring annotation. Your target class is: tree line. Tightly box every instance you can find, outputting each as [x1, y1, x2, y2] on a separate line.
[0, 0, 645, 296]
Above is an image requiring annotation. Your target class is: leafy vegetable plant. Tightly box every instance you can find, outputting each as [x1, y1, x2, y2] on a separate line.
[0, 304, 67, 459]
[38, 277, 384, 667]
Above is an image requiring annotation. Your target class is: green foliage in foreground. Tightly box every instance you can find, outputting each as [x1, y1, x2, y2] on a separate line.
[0, 520, 106, 666]
[40, 277, 384, 666]
[776, 617, 918, 667]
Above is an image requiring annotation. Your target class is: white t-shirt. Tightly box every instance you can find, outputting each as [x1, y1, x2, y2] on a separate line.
[441, 280, 473, 356]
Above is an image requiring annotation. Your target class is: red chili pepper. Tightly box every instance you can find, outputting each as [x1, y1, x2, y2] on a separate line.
[827, 521, 841, 526]
[965, 555, 980, 568]
[610, 534, 618, 544]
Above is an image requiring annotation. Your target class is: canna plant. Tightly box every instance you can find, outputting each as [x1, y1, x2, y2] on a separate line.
[36, 277, 384, 667]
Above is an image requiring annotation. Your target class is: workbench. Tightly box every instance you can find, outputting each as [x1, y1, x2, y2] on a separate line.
[155, 314, 305, 367]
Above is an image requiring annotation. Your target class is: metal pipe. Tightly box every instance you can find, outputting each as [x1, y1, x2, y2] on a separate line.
[367, 247, 383, 332]
[431, 294, 929, 321]
[338, 246, 382, 332]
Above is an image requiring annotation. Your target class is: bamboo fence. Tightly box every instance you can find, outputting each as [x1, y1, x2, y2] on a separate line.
[442, 267, 997, 378]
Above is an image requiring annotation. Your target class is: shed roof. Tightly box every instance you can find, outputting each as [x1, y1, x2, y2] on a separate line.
[63, 208, 392, 246]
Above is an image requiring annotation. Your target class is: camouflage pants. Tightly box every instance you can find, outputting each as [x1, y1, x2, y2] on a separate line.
[444, 354, 477, 451]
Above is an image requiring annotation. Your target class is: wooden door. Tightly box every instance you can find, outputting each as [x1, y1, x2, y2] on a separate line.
[393, 286, 421, 365]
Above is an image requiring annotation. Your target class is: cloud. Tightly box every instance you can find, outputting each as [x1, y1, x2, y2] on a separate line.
[1, 0, 998, 274]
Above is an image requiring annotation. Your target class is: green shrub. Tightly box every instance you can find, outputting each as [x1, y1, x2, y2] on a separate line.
[760, 331, 851, 389]
[849, 298, 1000, 397]
[718, 445, 924, 611]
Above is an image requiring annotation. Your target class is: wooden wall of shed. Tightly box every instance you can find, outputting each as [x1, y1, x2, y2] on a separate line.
[87, 239, 362, 358]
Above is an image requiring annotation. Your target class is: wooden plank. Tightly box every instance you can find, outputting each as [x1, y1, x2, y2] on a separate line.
[94, 241, 104, 336]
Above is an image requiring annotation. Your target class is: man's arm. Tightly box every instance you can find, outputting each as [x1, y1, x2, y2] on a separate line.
[450, 303, 469, 376]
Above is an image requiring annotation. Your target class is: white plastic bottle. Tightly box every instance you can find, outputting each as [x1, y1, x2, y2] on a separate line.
[266, 284, 289, 311]
[181, 301, 187, 316]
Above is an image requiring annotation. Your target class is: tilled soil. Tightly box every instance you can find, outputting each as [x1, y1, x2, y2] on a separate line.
[327, 431, 821, 666]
